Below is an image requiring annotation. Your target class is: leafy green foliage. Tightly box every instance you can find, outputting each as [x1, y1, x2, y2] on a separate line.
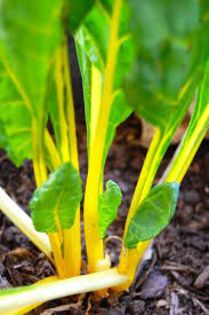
[0, 0, 208, 302]
[45, 65, 62, 158]
[30, 162, 82, 233]
[0, 63, 32, 165]
[0, 0, 62, 165]
[186, 60, 209, 136]
[124, 0, 208, 129]
[125, 183, 179, 249]
[75, 0, 133, 159]
[164, 59, 209, 183]
[65, 0, 95, 33]
[0, 122, 7, 148]
[99, 180, 122, 238]
[0, 0, 62, 119]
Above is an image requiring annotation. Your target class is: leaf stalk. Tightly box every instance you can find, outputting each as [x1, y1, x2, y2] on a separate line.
[0, 269, 128, 313]
[84, 0, 123, 273]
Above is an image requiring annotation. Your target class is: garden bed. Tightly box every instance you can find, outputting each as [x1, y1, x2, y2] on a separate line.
[0, 114, 209, 314]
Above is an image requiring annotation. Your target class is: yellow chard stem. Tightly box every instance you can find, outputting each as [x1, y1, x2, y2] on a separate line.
[44, 130, 61, 170]
[48, 233, 65, 278]
[32, 118, 48, 186]
[32, 120, 64, 278]
[7, 276, 57, 315]
[0, 187, 52, 260]
[89, 66, 107, 297]
[162, 62, 209, 184]
[1, 50, 64, 278]
[52, 43, 82, 277]
[62, 40, 81, 277]
[90, 64, 102, 152]
[123, 128, 162, 235]
[55, 46, 70, 163]
[163, 106, 209, 184]
[32, 94, 64, 278]
[84, 0, 123, 273]
[117, 101, 209, 290]
[0, 269, 128, 313]
[117, 128, 164, 290]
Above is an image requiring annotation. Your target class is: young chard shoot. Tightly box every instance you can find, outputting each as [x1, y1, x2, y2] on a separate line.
[0, 0, 208, 312]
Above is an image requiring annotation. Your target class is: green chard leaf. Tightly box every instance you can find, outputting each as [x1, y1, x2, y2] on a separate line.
[99, 180, 122, 238]
[124, 0, 209, 130]
[0, 0, 62, 165]
[125, 182, 179, 249]
[75, 0, 133, 160]
[0, 0, 61, 117]
[0, 63, 32, 165]
[186, 59, 209, 138]
[45, 65, 62, 158]
[30, 162, 82, 233]
[65, 0, 95, 33]
[0, 121, 7, 148]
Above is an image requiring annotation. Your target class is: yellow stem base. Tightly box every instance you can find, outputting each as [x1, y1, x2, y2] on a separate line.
[115, 241, 150, 291]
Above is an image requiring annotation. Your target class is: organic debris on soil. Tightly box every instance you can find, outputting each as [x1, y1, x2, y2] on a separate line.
[0, 114, 209, 314]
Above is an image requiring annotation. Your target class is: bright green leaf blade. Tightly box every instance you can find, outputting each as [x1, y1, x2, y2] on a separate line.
[75, 42, 92, 153]
[99, 180, 122, 238]
[66, 0, 95, 33]
[163, 59, 209, 183]
[103, 91, 132, 164]
[125, 182, 179, 249]
[0, 63, 32, 165]
[75, 4, 109, 72]
[75, 1, 133, 159]
[30, 162, 82, 233]
[0, 0, 61, 120]
[45, 67, 62, 158]
[124, 0, 208, 129]
[187, 59, 209, 133]
[75, 1, 134, 74]
[0, 0, 62, 167]
[0, 121, 7, 148]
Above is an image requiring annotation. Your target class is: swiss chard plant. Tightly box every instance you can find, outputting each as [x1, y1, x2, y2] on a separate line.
[0, 0, 209, 313]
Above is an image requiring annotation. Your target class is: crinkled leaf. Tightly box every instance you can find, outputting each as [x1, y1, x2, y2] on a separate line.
[124, 0, 208, 129]
[125, 182, 179, 249]
[30, 162, 82, 233]
[99, 180, 122, 238]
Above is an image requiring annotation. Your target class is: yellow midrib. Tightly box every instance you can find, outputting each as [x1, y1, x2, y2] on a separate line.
[165, 103, 209, 183]
[63, 40, 81, 276]
[55, 46, 70, 163]
[90, 64, 102, 152]
[84, 0, 123, 272]
[1, 43, 68, 278]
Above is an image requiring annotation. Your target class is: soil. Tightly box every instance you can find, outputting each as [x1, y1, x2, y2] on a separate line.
[0, 112, 209, 314]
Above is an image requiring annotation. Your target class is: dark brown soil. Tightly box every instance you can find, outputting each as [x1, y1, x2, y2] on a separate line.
[0, 113, 209, 314]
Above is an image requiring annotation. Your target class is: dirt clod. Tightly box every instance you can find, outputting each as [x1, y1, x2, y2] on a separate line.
[184, 190, 201, 204]
[139, 271, 169, 300]
[194, 266, 209, 289]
